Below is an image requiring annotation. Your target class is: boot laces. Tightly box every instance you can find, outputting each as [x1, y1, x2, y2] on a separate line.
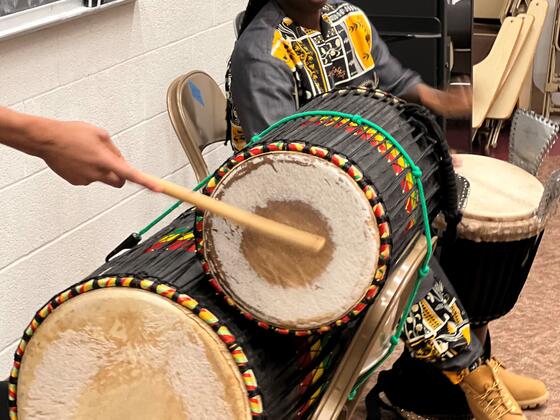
[477, 381, 515, 418]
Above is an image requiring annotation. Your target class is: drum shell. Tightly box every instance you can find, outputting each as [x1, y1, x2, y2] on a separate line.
[10, 209, 352, 420]
[439, 232, 543, 325]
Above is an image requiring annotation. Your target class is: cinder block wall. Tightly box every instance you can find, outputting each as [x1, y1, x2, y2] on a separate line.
[0, 0, 245, 374]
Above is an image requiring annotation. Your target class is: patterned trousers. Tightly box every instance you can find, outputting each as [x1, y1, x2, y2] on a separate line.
[401, 259, 483, 383]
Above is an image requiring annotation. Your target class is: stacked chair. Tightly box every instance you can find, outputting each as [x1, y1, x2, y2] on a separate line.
[473, 0, 549, 151]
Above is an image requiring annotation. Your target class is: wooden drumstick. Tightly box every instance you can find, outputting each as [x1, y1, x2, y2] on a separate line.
[147, 175, 326, 253]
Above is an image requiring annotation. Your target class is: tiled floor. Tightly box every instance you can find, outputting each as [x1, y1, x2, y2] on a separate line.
[351, 149, 560, 419]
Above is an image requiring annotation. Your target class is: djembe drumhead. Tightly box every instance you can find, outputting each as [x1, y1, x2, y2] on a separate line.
[16, 287, 249, 420]
[203, 152, 380, 330]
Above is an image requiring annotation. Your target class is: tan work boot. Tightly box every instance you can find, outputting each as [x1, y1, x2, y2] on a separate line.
[489, 358, 549, 409]
[460, 361, 526, 419]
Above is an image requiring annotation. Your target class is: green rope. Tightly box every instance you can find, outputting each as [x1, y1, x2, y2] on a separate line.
[137, 173, 214, 238]
[250, 110, 434, 400]
[136, 109, 435, 401]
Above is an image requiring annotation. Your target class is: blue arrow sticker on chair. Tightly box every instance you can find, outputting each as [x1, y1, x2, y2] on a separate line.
[188, 80, 205, 107]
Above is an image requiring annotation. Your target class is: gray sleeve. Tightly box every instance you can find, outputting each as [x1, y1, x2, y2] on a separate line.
[371, 25, 423, 97]
[230, 49, 297, 140]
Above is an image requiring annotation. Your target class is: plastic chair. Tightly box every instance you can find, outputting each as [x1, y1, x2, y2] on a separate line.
[166, 71, 227, 182]
[312, 235, 436, 420]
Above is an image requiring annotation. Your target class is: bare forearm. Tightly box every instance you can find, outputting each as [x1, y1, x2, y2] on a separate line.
[0, 107, 53, 156]
[0, 107, 159, 190]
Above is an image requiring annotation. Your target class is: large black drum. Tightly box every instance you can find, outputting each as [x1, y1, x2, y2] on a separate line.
[8, 210, 353, 420]
[439, 154, 547, 325]
[196, 88, 459, 334]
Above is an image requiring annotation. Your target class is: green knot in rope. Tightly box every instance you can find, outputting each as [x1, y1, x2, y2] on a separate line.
[351, 114, 364, 125]
[411, 165, 423, 178]
[418, 265, 431, 278]
[348, 388, 358, 401]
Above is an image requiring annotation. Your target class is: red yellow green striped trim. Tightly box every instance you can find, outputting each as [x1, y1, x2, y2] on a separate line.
[194, 141, 392, 335]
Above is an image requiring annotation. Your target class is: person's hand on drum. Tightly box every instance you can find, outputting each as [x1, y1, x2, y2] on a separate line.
[414, 82, 472, 120]
[0, 107, 161, 191]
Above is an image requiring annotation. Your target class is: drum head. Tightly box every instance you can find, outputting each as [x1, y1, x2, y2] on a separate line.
[456, 154, 543, 222]
[203, 152, 380, 330]
[16, 287, 250, 420]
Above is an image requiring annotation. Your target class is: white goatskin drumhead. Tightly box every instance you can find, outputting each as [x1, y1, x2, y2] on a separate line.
[204, 152, 380, 329]
[16, 288, 250, 420]
[456, 154, 544, 221]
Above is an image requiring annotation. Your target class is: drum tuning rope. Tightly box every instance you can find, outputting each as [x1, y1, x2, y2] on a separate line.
[249, 110, 434, 401]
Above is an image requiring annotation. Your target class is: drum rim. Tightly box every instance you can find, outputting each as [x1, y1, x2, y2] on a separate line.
[8, 276, 263, 419]
[195, 141, 394, 335]
[202, 150, 381, 330]
[456, 154, 544, 222]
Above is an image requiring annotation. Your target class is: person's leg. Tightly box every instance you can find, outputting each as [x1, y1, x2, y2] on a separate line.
[402, 269, 482, 377]
[400, 260, 525, 420]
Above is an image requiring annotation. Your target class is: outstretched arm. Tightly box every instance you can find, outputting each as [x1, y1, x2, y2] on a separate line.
[0, 107, 160, 190]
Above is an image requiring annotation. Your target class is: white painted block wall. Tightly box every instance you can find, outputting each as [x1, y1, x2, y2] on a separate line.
[0, 0, 246, 375]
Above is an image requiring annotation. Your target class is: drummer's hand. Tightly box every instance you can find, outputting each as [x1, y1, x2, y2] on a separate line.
[415, 83, 472, 119]
[27, 117, 161, 191]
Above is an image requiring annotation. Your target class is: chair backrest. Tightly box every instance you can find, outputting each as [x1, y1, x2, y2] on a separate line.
[167, 71, 227, 182]
[474, 0, 508, 20]
[472, 16, 525, 128]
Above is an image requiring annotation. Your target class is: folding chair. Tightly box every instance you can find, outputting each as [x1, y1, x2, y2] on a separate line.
[166, 71, 227, 182]
[472, 16, 526, 129]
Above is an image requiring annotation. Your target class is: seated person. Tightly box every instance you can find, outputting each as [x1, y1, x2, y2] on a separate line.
[226, 1, 545, 419]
